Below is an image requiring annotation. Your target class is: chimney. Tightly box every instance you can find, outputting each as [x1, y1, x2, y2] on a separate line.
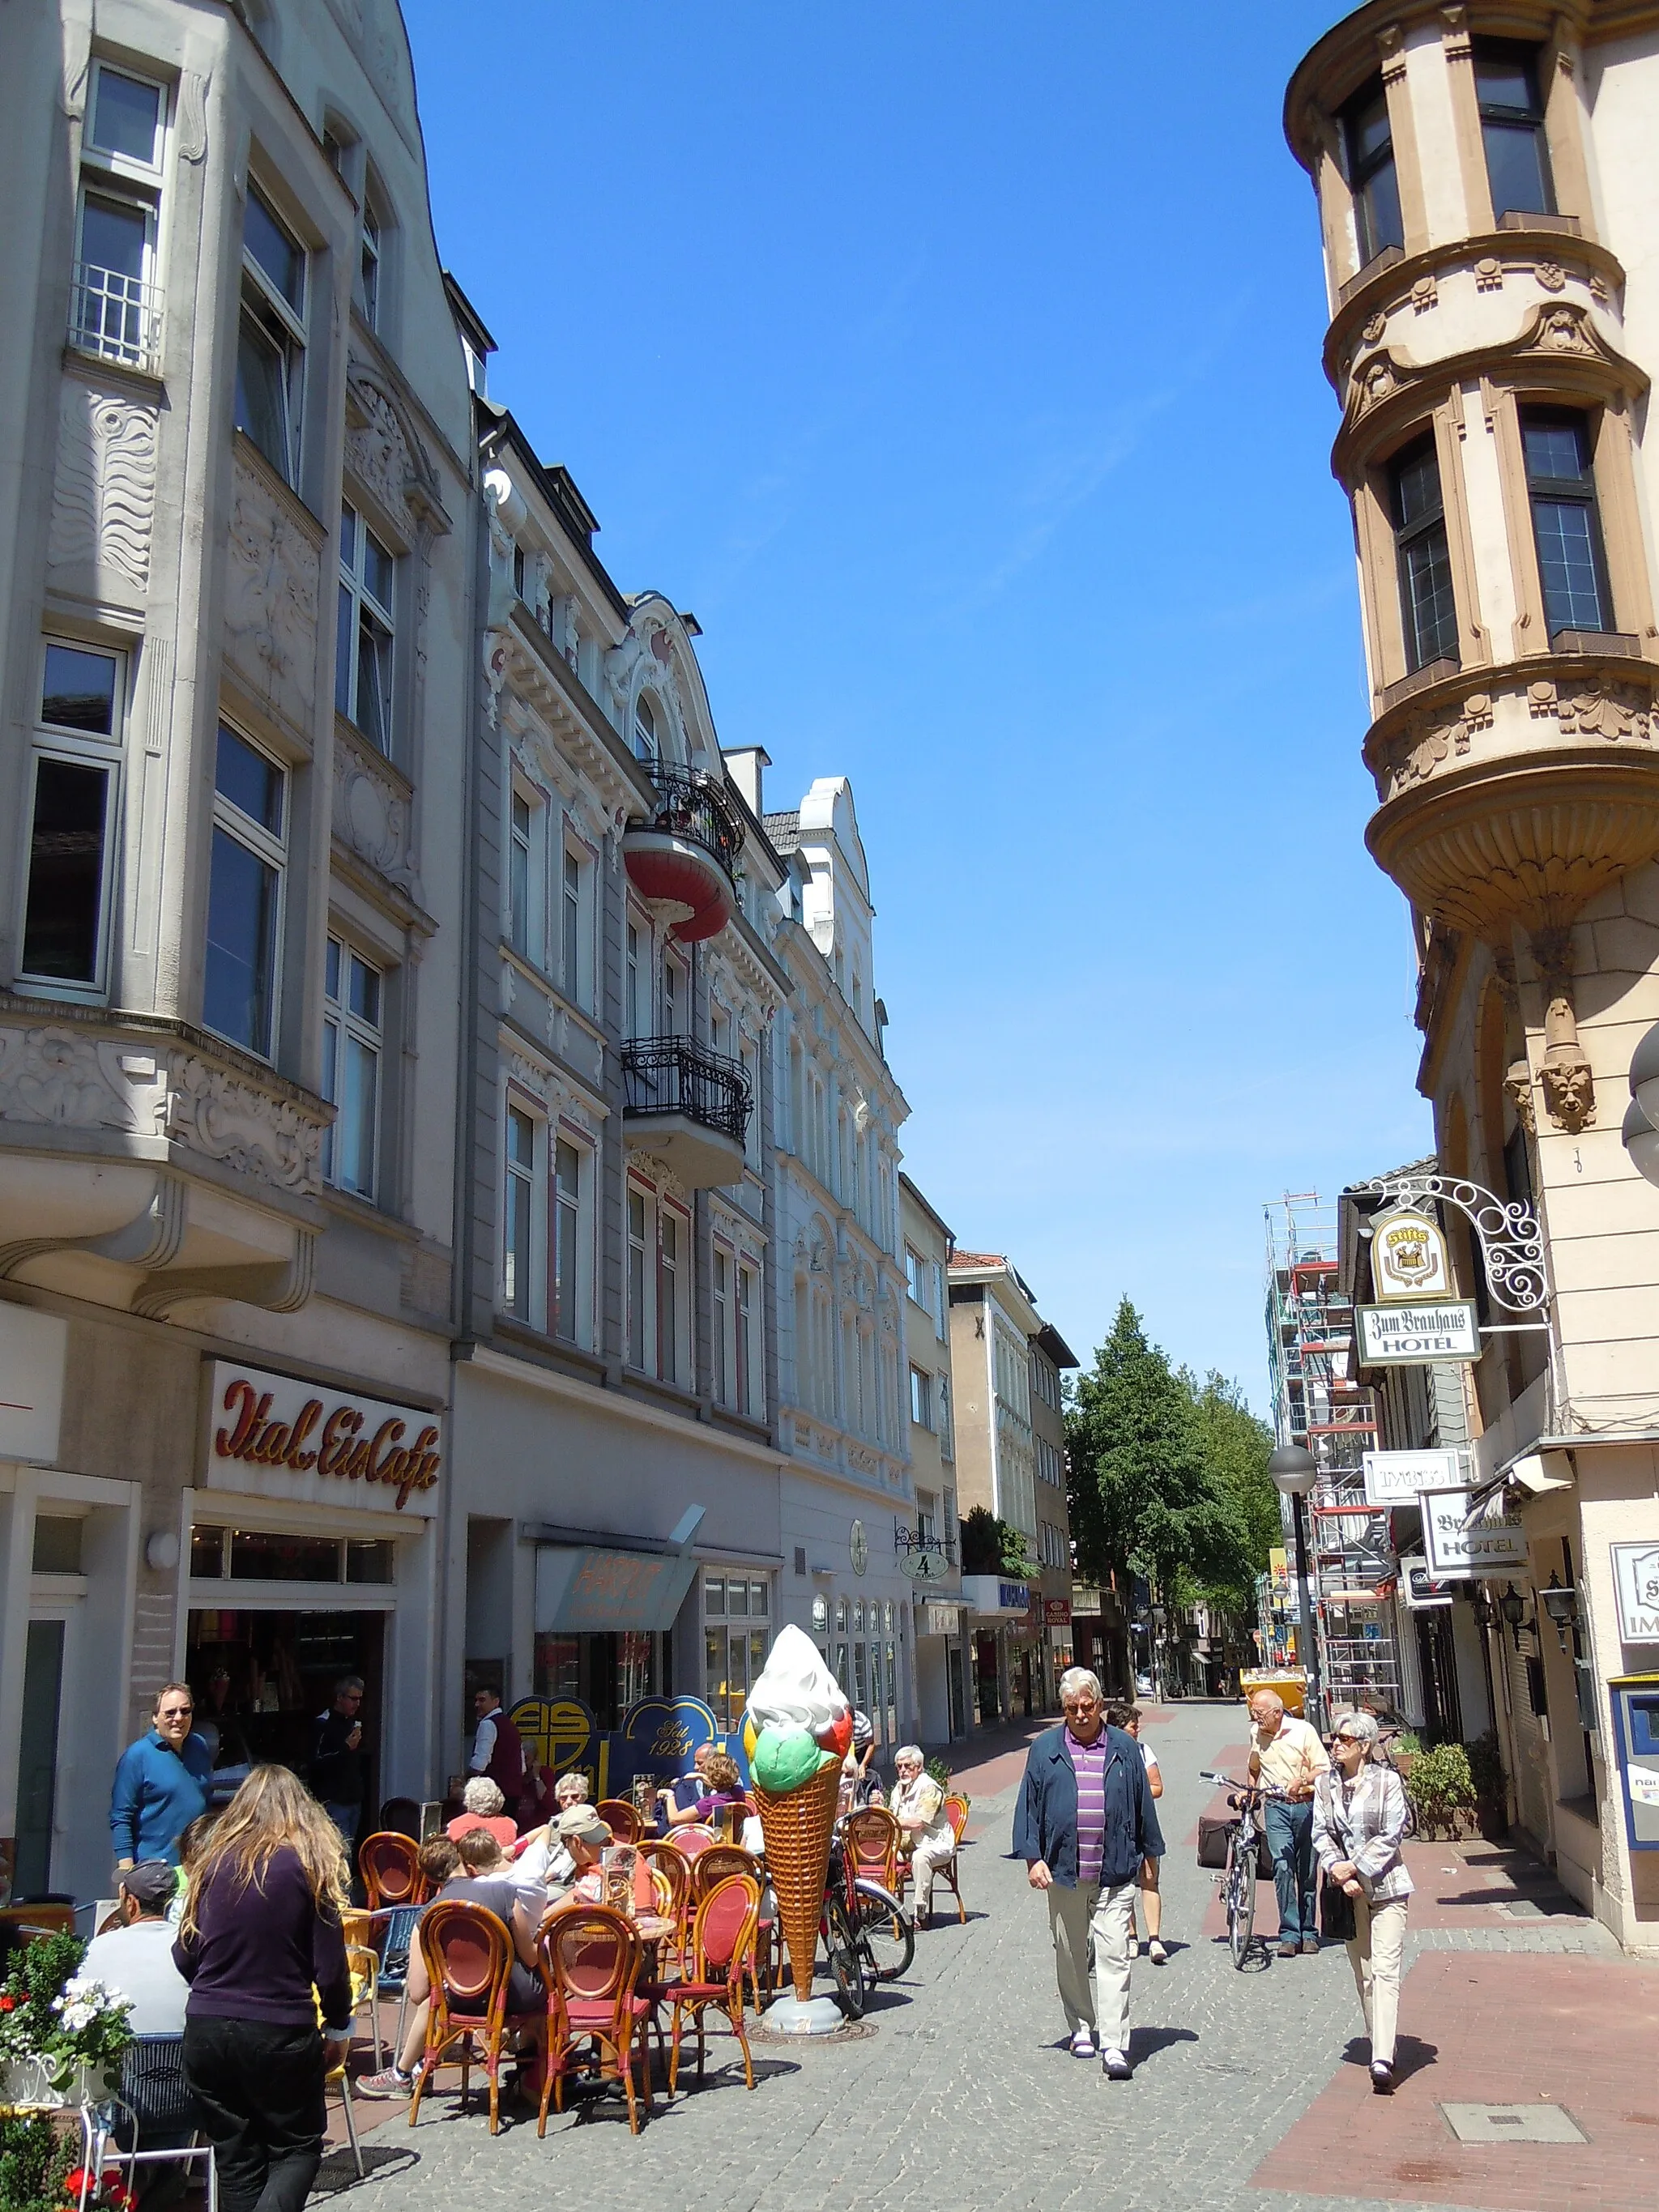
[722, 745, 770, 817]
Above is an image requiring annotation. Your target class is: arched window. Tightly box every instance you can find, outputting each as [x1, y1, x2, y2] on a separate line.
[633, 693, 657, 765]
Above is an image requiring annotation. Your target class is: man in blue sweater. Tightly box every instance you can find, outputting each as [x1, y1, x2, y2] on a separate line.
[110, 1683, 213, 1869]
[1013, 1665, 1164, 2080]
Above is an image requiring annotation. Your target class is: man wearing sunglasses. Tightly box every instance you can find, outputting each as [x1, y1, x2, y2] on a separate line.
[110, 1683, 212, 1870]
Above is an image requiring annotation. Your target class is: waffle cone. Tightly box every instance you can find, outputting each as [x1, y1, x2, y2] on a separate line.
[754, 1756, 842, 2002]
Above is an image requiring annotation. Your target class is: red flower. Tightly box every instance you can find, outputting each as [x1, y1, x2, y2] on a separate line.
[0, 1994, 16, 2010]
[64, 2172, 91, 2195]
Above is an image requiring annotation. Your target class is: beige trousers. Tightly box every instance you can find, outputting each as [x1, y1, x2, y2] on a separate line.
[910, 1834, 956, 1915]
[1047, 1880, 1137, 2047]
[1347, 1893, 1408, 2066]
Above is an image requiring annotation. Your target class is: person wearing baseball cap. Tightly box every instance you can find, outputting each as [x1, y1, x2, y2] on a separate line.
[83, 1861, 189, 2035]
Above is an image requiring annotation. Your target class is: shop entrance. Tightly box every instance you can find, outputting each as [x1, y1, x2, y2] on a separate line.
[531, 1630, 665, 1733]
[975, 1630, 1000, 1722]
[13, 1620, 66, 1899]
[186, 1608, 386, 1823]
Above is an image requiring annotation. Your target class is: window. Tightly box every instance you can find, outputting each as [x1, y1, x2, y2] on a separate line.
[204, 725, 285, 1056]
[703, 1574, 770, 1732]
[561, 838, 593, 1010]
[939, 1378, 954, 1462]
[662, 950, 685, 1039]
[1475, 40, 1555, 219]
[1341, 75, 1404, 266]
[236, 181, 305, 486]
[503, 1103, 538, 1320]
[659, 1208, 681, 1384]
[625, 921, 645, 1040]
[322, 936, 382, 1196]
[633, 693, 657, 765]
[910, 1364, 933, 1430]
[904, 1247, 927, 1309]
[713, 1250, 731, 1405]
[627, 1185, 650, 1369]
[1522, 410, 1612, 635]
[508, 789, 537, 960]
[552, 1137, 582, 1342]
[19, 641, 125, 991]
[932, 1259, 946, 1339]
[1388, 433, 1459, 672]
[737, 1260, 758, 1417]
[335, 505, 394, 751]
[358, 190, 382, 328]
[72, 64, 166, 370]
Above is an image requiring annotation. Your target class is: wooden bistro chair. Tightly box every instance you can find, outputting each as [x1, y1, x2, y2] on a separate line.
[540, 1906, 652, 2136]
[358, 1831, 421, 1910]
[843, 1805, 902, 1892]
[638, 1843, 692, 1971]
[654, 1873, 761, 2095]
[595, 1798, 644, 1844]
[672, 1824, 718, 1859]
[896, 1792, 970, 1924]
[407, 1901, 549, 2137]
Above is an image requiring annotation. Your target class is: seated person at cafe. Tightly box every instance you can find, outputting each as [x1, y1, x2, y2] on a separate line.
[660, 1741, 715, 1824]
[446, 1774, 519, 1848]
[657, 1750, 745, 1831]
[506, 1771, 590, 1897]
[83, 1860, 190, 2033]
[546, 1806, 655, 1913]
[359, 1829, 543, 2099]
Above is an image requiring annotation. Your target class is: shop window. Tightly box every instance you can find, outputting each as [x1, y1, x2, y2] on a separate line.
[20, 641, 126, 993]
[1474, 39, 1555, 219]
[204, 725, 285, 1059]
[189, 1528, 395, 1584]
[236, 181, 306, 486]
[322, 936, 382, 1199]
[703, 1573, 770, 1732]
[1521, 409, 1613, 636]
[1341, 75, 1404, 267]
[335, 504, 395, 752]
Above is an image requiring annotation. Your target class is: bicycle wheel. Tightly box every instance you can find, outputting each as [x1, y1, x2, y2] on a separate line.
[1227, 1841, 1256, 1970]
[851, 1879, 915, 1983]
[824, 1891, 868, 2018]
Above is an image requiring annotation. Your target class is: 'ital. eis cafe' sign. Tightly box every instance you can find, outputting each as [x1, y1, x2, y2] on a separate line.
[208, 1362, 441, 1512]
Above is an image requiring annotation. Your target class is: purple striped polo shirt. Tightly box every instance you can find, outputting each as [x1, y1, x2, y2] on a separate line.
[1065, 1725, 1108, 1886]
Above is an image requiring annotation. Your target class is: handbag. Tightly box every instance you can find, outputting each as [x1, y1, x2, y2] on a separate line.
[1318, 1774, 1358, 1941]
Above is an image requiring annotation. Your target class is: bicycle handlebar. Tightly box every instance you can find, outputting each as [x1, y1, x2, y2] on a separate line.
[1198, 1771, 1287, 1798]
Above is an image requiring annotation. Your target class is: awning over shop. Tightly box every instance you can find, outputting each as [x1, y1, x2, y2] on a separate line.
[534, 1544, 698, 1633]
[1461, 1447, 1574, 1529]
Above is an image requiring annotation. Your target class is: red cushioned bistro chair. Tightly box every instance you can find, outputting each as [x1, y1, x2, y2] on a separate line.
[894, 1792, 970, 1924]
[358, 1831, 421, 1910]
[843, 1805, 902, 1891]
[541, 1906, 652, 2134]
[407, 1901, 548, 2136]
[595, 1798, 644, 1843]
[663, 1872, 760, 2095]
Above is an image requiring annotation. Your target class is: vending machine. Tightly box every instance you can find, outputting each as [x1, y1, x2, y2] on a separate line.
[1608, 1676, 1659, 1852]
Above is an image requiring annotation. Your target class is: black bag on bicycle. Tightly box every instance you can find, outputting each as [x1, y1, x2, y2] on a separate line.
[1320, 1872, 1356, 1941]
[1196, 1814, 1231, 1869]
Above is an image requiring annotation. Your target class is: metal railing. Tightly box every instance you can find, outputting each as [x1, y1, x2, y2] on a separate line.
[70, 263, 164, 373]
[621, 1034, 751, 1144]
[633, 764, 743, 879]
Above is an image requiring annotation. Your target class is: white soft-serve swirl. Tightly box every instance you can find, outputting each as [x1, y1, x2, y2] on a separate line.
[745, 1622, 850, 1737]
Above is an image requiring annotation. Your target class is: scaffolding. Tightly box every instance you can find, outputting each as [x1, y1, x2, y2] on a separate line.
[1264, 1193, 1403, 1717]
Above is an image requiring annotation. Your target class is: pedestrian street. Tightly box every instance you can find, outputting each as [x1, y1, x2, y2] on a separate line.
[325, 1702, 1652, 2212]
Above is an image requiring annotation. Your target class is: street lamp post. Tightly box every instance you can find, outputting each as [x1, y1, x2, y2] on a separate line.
[1269, 1444, 1322, 1731]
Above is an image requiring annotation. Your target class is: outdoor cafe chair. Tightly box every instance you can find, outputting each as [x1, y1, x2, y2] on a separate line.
[638, 1843, 691, 1969]
[407, 1900, 549, 2137]
[896, 1795, 970, 1924]
[671, 1824, 718, 1857]
[540, 1905, 652, 2136]
[843, 1806, 902, 1892]
[688, 1844, 758, 1905]
[83, 2037, 217, 2212]
[651, 1873, 760, 2095]
[378, 1795, 423, 1842]
[595, 1798, 644, 1843]
[359, 1830, 422, 1910]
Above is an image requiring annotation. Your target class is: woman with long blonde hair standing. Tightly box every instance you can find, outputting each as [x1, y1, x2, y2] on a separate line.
[172, 1766, 353, 2212]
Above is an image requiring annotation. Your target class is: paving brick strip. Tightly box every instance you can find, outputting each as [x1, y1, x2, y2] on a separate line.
[315, 1703, 1652, 2212]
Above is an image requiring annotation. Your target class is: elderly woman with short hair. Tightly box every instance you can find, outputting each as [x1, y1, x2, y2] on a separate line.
[445, 1774, 518, 1848]
[889, 1746, 956, 1929]
[1311, 1709, 1414, 2094]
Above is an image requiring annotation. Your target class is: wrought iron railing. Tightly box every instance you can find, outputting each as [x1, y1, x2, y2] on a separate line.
[621, 1035, 751, 1145]
[633, 764, 743, 879]
[70, 263, 164, 373]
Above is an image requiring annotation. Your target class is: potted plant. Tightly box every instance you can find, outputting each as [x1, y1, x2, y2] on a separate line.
[1401, 1740, 1476, 1839]
[925, 1755, 968, 1813]
[0, 1931, 132, 2111]
[1465, 1730, 1508, 1840]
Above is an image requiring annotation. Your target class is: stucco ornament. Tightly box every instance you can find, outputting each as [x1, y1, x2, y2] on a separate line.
[164, 1052, 325, 1193]
[1538, 1051, 1595, 1132]
[224, 457, 320, 726]
[1503, 1058, 1536, 1138]
[1527, 680, 1652, 741]
[333, 726, 414, 887]
[49, 386, 158, 595]
[0, 1025, 142, 1129]
[1535, 261, 1567, 294]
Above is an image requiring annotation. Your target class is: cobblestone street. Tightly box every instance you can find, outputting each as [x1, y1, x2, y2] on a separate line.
[322, 1703, 1656, 2212]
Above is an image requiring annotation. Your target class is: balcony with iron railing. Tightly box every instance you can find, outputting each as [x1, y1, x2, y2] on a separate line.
[69, 263, 164, 375]
[621, 764, 744, 945]
[621, 1033, 751, 1188]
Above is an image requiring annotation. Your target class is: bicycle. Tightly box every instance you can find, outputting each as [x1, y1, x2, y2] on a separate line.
[1198, 1771, 1285, 1970]
[819, 1830, 916, 2017]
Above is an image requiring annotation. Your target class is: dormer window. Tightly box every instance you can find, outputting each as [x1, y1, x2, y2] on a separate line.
[1341, 75, 1404, 267]
[633, 693, 658, 765]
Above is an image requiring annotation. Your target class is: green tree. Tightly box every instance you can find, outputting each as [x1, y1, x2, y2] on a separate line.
[1064, 1299, 1243, 1610]
[1184, 1368, 1278, 1610]
[959, 1504, 1034, 1577]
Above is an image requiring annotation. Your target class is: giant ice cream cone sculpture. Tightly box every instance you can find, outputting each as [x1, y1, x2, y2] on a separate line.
[744, 1624, 854, 2003]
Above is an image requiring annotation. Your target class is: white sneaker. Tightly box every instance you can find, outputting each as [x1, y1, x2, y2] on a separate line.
[1148, 1939, 1168, 1965]
[1069, 2028, 1096, 2059]
[1102, 2047, 1132, 2080]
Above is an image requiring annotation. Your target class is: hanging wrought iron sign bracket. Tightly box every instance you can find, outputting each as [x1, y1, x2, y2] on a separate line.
[1346, 1171, 1550, 1327]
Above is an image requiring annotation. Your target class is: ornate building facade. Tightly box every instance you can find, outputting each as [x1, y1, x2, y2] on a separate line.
[1288, 0, 1659, 1950]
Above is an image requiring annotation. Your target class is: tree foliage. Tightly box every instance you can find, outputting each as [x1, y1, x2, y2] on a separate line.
[959, 1504, 1034, 1577]
[1065, 1299, 1277, 1619]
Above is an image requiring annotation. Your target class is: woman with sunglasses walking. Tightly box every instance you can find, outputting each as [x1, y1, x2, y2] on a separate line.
[1311, 1710, 1414, 2094]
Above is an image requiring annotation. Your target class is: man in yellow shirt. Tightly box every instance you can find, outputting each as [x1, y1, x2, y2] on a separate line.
[1247, 1689, 1330, 1957]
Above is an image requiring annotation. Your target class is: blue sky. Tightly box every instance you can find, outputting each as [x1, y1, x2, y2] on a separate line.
[401, 0, 1434, 1410]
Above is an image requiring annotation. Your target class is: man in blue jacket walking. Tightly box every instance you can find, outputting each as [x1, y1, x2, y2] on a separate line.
[1013, 1665, 1164, 2079]
[110, 1683, 212, 1869]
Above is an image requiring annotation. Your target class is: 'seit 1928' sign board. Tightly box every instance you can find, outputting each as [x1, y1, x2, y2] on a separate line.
[206, 1362, 442, 1514]
[1358, 1301, 1480, 1364]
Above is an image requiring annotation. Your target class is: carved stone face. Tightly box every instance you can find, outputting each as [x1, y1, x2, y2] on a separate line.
[1539, 1053, 1596, 1133]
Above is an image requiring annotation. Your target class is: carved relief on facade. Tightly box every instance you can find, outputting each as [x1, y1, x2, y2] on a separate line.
[49, 383, 158, 602]
[1526, 680, 1653, 742]
[333, 721, 415, 888]
[224, 454, 321, 729]
[0, 1023, 153, 1130]
[1503, 1058, 1536, 1136]
[343, 365, 443, 539]
[1368, 693, 1488, 800]
[164, 1051, 326, 1193]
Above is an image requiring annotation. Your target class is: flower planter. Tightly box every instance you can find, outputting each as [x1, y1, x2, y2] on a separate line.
[0, 2055, 110, 2109]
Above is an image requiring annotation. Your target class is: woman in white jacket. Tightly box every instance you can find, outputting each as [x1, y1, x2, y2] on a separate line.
[1311, 1710, 1414, 2094]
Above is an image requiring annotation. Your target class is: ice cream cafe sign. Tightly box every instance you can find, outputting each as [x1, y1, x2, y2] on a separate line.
[206, 1362, 441, 1514]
